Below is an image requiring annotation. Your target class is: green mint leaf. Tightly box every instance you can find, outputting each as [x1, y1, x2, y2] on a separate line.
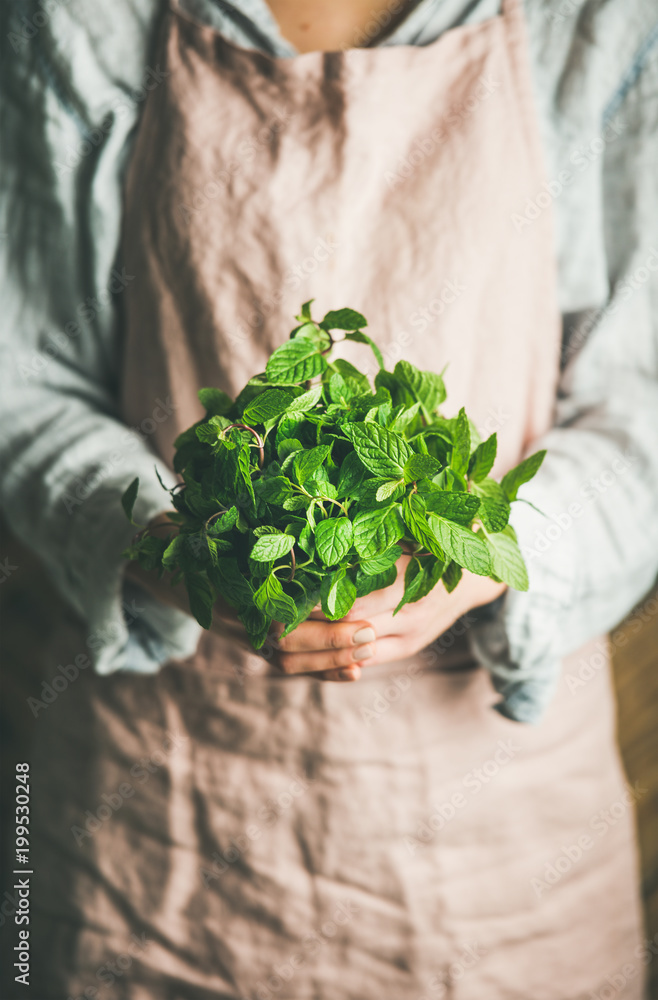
[210, 558, 254, 610]
[293, 444, 332, 485]
[295, 299, 315, 323]
[359, 545, 402, 575]
[278, 438, 305, 462]
[401, 493, 445, 561]
[285, 385, 323, 415]
[472, 479, 510, 532]
[292, 321, 332, 352]
[468, 432, 497, 483]
[331, 358, 371, 394]
[393, 360, 446, 417]
[254, 573, 297, 624]
[342, 422, 411, 479]
[344, 330, 385, 368]
[321, 567, 357, 620]
[314, 517, 353, 566]
[500, 450, 546, 501]
[350, 478, 404, 507]
[196, 415, 232, 444]
[403, 453, 440, 483]
[375, 479, 404, 501]
[329, 373, 354, 405]
[416, 484, 480, 525]
[251, 532, 295, 563]
[237, 445, 256, 509]
[355, 565, 397, 597]
[353, 506, 404, 559]
[121, 477, 140, 525]
[336, 451, 366, 497]
[162, 533, 186, 570]
[282, 494, 310, 512]
[429, 516, 492, 576]
[266, 337, 327, 384]
[348, 387, 392, 420]
[123, 534, 168, 571]
[237, 606, 271, 649]
[441, 561, 463, 593]
[255, 476, 294, 505]
[482, 524, 528, 590]
[450, 408, 471, 477]
[393, 556, 443, 614]
[394, 559, 426, 613]
[243, 388, 295, 424]
[206, 535, 229, 568]
[390, 401, 422, 435]
[280, 581, 322, 638]
[197, 387, 233, 415]
[321, 307, 367, 330]
[184, 572, 214, 629]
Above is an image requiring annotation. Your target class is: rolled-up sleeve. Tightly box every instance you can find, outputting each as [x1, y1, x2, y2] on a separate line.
[0, 1, 201, 674]
[470, 22, 658, 722]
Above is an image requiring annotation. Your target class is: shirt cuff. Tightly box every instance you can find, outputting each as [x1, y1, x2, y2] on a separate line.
[466, 492, 577, 724]
[70, 461, 202, 676]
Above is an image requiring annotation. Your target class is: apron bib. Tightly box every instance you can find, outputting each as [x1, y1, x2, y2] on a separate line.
[29, 2, 644, 997]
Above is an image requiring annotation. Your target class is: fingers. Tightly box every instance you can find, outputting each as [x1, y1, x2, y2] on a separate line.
[275, 641, 376, 677]
[275, 619, 376, 654]
[341, 565, 409, 621]
[270, 617, 376, 680]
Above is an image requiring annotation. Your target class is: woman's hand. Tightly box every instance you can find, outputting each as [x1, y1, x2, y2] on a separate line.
[124, 513, 380, 680]
[275, 554, 506, 682]
[126, 514, 506, 683]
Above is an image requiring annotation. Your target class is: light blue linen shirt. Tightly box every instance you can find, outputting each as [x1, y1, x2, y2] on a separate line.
[1, 0, 657, 722]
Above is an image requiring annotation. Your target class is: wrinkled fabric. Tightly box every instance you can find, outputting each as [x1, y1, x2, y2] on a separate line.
[30, 635, 645, 998]
[26, 2, 645, 997]
[1, 0, 658, 722]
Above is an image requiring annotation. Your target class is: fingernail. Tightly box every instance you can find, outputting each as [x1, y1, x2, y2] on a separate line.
[352, 644, 374, 662]
[352, 626, 376, 645]
[338, 666, 361, 681]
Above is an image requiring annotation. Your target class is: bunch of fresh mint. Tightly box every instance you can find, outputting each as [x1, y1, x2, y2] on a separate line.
[122, 302, 544, 648]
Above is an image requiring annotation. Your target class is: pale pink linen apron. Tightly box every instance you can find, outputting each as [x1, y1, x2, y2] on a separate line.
[28, 1, 646, 997]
